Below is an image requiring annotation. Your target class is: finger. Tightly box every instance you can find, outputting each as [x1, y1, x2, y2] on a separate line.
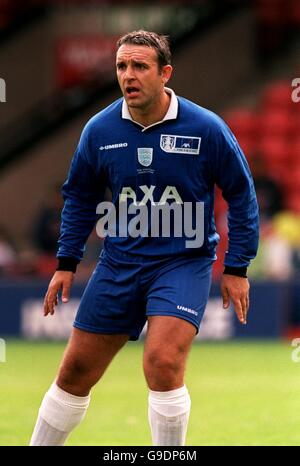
[245, 294, 250, 321]
[233, 299, 246, 324]
[62, 282, 71, 303]
[222, 286, 230, 309]
[44, 290, 52, 316]
[246, 294, 249, 312]
[241, 295, 248, 323]
[47, 291, 57, 315]
[43, 295, 49, 316]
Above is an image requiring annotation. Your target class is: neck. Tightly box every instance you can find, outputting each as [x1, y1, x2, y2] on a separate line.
[129, 90, 171, 127]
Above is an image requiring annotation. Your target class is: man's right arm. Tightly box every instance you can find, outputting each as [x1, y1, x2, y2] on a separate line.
[57, 128, 106, 270]
[45, 124, 106, 315]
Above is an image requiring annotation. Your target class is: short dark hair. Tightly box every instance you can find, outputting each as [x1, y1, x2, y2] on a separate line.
[116, 30, 171, 69]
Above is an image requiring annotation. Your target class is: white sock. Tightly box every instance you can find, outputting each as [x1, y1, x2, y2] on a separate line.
[148, 385, 191, 446]
[29, 383, 90, 446]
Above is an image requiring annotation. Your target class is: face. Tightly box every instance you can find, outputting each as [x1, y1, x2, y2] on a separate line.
[116, 44, 172, 111]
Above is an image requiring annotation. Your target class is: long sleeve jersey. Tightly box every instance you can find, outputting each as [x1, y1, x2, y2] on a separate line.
[57, 89, 259, 269]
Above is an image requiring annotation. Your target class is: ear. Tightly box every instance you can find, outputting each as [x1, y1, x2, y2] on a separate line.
[161, 65, 173, 84]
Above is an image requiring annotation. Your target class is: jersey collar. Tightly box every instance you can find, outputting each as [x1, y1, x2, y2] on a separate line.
[121, 87, 178, 131]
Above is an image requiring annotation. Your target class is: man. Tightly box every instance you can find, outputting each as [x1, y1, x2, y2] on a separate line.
[30, 30, 259, 446]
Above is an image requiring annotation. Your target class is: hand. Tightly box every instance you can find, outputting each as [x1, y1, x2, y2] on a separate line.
[43, 271, 74, 316]
[220, 274, 250, 325]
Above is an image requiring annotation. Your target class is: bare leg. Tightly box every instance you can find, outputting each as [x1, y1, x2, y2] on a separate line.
[143, 316, 195, 391]
[30, 328, 129, 445]
[57, 328, 129, 395]
[143, 316, 195, 446]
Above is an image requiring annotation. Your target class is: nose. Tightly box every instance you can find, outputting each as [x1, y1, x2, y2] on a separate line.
[124, 65, 135, 81]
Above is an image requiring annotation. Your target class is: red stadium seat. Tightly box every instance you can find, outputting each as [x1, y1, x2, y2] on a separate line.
[289, 167, 300, 186]
[260, 81, 294, 112]
[212, 187, 228, 280]
[214, 188, 227, 218]
[288, 139, 300, 167]
[279, 163, 300, 191]
[277, 168, 294, 191]
[285, 192, 300, 213]
[291, 113, 300, 136]
[223, 109, 258, 139]
[235, 136, 257, 158]
[258, 136, 289, 163]
[258, 110, 294, 138]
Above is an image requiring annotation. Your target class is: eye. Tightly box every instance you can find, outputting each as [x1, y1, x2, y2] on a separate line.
[135, 63, 146, 69]
[117, 63, 126, 70]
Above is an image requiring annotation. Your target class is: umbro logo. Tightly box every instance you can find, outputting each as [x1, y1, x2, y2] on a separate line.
[177, 305, 198, 316]
[99, 142, 128, 150]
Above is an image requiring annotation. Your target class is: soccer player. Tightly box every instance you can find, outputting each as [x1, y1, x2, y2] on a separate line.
[29, 30, 259, 446]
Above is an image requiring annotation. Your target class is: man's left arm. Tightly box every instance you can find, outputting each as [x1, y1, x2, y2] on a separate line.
[210, 119, 259, 324]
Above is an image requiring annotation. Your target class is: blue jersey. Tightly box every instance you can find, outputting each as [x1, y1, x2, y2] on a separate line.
[57, 89, 259, 269]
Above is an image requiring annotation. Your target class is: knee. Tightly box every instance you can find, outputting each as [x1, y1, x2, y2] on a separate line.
[144, 347, 183, 388]
[145, 349, 180, 372]
[57, 357, 96, 395]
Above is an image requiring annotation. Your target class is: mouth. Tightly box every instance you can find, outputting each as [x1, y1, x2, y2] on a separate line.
[125, 86, 140, 98]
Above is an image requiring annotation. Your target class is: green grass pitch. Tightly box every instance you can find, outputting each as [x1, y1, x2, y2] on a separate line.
[1, 339, 299, 446]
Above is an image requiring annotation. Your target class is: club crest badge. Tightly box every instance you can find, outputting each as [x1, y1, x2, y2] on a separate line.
[160, 134, 201, 155]
[137, 148, 153, 167]
[161, 135, 176, 151]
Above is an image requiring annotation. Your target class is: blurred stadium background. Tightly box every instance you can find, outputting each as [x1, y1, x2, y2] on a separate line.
[0, 0, 300, 446]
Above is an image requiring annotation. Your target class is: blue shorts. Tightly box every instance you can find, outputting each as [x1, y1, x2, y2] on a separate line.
[74, 247, 213, 341]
